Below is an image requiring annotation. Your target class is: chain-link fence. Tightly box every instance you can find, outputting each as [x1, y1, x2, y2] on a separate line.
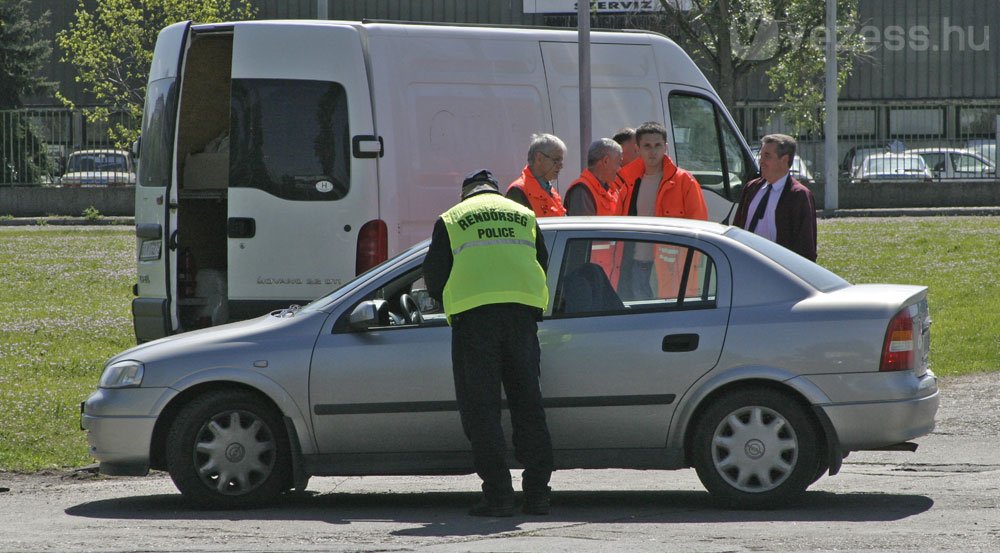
[0, 108, 137, 186]
[735, 103, 999, 184]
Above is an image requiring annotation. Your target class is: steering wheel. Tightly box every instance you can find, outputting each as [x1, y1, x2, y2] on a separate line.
[399, 293, 424, 325]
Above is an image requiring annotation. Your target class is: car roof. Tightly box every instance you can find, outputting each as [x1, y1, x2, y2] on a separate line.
[537, 216, 729, 236]
[69, 149, 130, 156]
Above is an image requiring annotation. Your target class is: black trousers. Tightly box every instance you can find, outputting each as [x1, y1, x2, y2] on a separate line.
[451, 303, 553, 500]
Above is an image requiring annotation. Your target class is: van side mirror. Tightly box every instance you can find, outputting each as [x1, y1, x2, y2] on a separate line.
[348, 299, 390, 330]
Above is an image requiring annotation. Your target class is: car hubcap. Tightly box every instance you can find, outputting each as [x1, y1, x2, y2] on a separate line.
[193, 410, 276, 496]
[711, 405, 798, 493]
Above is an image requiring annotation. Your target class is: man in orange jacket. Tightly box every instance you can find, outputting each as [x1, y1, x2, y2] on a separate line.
[615, 121, 708, 299]
[564, 138, 622, 216]
[506, 133, 568, 217]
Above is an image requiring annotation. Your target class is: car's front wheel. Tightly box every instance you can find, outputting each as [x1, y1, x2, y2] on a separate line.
[692, 388, 821, 509]
[166, 390, 291, 509]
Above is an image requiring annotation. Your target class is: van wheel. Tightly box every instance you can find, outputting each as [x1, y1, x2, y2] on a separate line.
[166, 390, 291, 509]
[692, 388, 820, 509]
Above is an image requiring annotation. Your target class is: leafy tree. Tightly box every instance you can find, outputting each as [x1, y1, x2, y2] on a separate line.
[56, 0, 256, 148]
[592, 1, 866, 135]
[0, 0, 55, 183]
[661, 0, 867, 134]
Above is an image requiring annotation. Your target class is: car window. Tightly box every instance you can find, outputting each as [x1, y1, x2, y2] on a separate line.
[952, 153, 990, 174]
[921, 153, 946, 175]
[725, 227, 848, 292]
[340, 267, 446, 330]
[552, 238, 717, 317]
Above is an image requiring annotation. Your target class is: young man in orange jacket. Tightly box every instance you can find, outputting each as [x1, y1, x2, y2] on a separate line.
[614, 121, 708, 299]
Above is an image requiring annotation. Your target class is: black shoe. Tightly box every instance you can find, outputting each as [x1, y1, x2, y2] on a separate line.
[468, 496, 515, 517]
[522, 493, 550, 515]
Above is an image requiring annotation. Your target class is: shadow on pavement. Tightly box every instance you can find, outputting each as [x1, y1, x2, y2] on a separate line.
[65, 489, 933, 537]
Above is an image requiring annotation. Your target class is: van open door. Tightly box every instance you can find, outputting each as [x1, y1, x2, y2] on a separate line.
[133, 21, 191, 342]
[226, 22, 378, 319]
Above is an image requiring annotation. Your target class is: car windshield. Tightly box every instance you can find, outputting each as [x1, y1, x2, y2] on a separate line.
[725, 227, 849, 292]
[68, 153, 129, 173]
[299, 239, 431, 313]
[864, 156, 925, 173]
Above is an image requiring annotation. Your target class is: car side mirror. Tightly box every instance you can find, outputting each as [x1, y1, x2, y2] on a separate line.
[348, 299, 390, 330]
[132, 137, 141, 158]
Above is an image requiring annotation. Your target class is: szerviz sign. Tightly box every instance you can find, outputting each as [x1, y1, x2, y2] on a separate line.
[523, 0, 668, 13]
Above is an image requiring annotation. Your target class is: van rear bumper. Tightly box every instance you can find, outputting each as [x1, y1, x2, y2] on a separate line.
[132, 298, 171, 342]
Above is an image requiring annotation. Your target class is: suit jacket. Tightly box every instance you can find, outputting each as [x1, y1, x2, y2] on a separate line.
[732, 175, 817, 261]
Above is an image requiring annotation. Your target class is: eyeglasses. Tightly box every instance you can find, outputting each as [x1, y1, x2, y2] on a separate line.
[540, 151, 564, 164]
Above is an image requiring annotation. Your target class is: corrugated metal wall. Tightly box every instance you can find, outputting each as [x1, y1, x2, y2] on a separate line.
[26, 0, 1000, 106]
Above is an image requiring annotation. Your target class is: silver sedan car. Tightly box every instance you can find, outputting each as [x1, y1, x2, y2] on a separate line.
[82, 217, 938, 509]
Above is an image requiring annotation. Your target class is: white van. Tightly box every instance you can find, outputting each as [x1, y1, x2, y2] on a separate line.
[132, 19, 757, 342]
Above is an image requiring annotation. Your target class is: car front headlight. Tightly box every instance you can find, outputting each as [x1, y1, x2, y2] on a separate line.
[99, 360, 144, 388]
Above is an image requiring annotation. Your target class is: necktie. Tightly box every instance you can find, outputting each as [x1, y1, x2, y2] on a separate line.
[747, 184, 771, 233]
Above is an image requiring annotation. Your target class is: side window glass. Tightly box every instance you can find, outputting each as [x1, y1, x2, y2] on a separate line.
[668, 93, 751, 201]
[553, 238, 716, 317]
[337, 268, 446, 332]
[230, 79, 350, 201]
[923, 153, 945, 175]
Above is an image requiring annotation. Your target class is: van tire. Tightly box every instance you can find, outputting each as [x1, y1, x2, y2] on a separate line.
[166, 390, 291, 509]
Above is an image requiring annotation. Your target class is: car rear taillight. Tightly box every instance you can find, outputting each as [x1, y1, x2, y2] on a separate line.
[356, 219, 388, 275]
[880, 308, 915, 372]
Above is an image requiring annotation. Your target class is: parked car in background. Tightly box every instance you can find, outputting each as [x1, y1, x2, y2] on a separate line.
[853, 153, 933, 183]
[60, 149, 136, 187]
[841, 145, 888, 178]
[964, 139, 997, 168]
[907, 147, 996, 179]
[751, 146, 815, 185]
[82, 217, 939, 510]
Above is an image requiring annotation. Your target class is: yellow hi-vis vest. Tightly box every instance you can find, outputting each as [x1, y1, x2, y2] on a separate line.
[441, 193, 549, 320]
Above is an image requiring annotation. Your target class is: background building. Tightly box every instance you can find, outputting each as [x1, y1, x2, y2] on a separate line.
[10, 0, 1000, 182]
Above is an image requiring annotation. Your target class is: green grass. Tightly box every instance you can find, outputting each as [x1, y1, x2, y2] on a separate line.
[818, 216, 1000, 377]
[0, 219, 997, 472]
[0, 227, 135, 471]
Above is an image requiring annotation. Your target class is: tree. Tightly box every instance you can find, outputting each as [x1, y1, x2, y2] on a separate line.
[599, 1, 866, 135]
[56, 0, 256, 148]
[669, 0, 869, 134]
[0, 0, 55, 183]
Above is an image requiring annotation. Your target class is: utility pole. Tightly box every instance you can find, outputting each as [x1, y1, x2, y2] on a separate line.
[823, 0, 839, 211]
[578, 1, 592, 171]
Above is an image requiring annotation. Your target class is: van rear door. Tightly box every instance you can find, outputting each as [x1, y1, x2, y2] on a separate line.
[133, 21, 191, 342]
[227, 22, 376, 318]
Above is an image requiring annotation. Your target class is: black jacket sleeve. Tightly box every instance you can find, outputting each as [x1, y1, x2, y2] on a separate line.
[564, 184, 596, 216]
[422, 218, 452, 303]
[535, 222, 549, 273]
[506, 187, 533, 211]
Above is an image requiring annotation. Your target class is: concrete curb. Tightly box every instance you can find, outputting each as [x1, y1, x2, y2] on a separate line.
[0, 217, 134, 226]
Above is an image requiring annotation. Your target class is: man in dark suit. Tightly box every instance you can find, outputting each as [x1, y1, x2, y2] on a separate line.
[733, 134, 817, 261]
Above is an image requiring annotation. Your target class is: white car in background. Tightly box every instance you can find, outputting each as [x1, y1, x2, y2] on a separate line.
[60, 149, 136, 187]
[853, 153, 934, 183]
[907, 147, 996, 180]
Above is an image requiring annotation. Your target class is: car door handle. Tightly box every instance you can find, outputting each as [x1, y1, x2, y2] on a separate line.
[662, 333, 699, 352]
[228, 217, 256, 239]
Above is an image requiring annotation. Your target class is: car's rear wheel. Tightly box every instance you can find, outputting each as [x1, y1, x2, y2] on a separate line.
[692, 388, 820, 509]
[166, 390, 291, 509]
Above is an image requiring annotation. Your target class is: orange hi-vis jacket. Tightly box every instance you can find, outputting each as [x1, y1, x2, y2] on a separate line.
[507, 165, 567, 217]
[615, 156, 708, 220]
[567, 168, 620, 216]
[567, 168, 621, 280]
[614, 156, 708, 298]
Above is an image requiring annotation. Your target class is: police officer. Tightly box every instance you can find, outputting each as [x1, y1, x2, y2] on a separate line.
[423, 169, 554, 517]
